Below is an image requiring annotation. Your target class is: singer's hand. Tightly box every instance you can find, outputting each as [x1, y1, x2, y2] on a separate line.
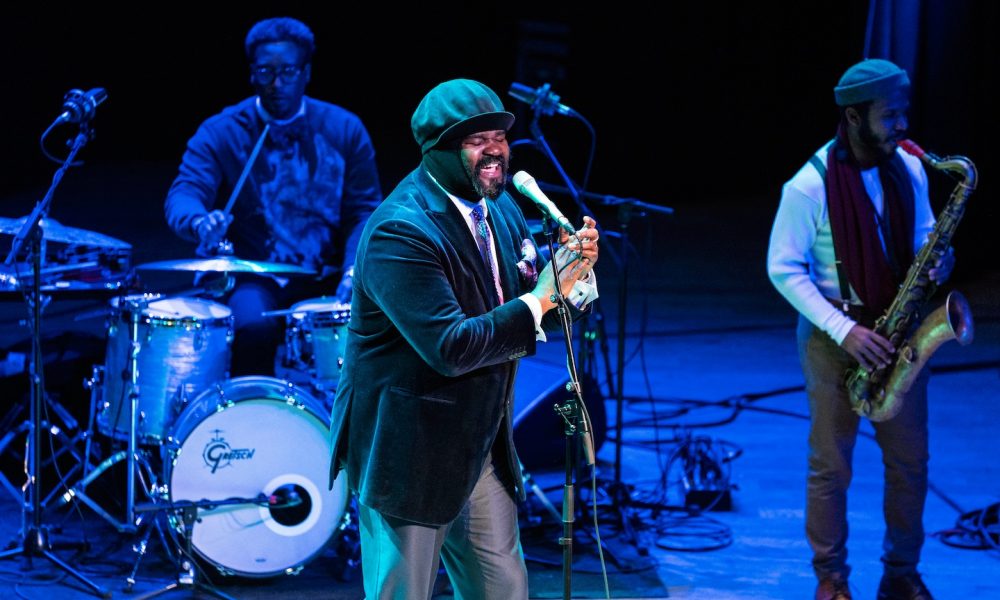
[559, 216, 599, 276]
[533, 216, 599, 312]
[194, 210, 233, 244]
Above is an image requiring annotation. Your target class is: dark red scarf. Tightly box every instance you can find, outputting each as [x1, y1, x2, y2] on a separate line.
[826, 122, 915, 314]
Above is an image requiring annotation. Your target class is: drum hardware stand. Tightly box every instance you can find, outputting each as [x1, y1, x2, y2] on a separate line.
[130, 495, 274, 600]
[58, 447, 157, 533]
[0, 119, 111, 598]
[0, 420, 94, 509]
[0, 393, 93, 508]
[125, 506, 176, 594]
[60, 296, 155, 533]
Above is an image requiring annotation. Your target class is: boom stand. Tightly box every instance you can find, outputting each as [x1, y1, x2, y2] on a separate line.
[0, 126, 111, 598]
[535, 181, 673, 553]
[608, 200, 637, 544]
[515, 109, 642, 560]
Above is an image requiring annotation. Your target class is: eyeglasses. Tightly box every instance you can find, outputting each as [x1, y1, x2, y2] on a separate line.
[251, 64, 305, 85]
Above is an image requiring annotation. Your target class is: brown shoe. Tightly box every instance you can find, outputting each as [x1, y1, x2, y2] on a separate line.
[877, 572, 934, 600]
[816, 576, 852, 600]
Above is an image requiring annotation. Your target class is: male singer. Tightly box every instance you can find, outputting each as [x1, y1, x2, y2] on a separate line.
[328, 79, 599, 599]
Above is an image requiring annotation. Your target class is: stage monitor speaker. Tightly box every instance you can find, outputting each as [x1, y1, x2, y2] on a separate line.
[512, 358, 606, 472]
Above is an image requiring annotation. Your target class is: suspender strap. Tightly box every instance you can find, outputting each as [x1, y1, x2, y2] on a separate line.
[807, 154, 826, 180]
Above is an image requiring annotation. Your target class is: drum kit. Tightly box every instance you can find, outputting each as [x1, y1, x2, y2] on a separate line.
[0, 215, 356, 592]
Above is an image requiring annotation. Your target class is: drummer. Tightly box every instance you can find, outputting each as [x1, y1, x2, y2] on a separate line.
[164, 17, 381, 376]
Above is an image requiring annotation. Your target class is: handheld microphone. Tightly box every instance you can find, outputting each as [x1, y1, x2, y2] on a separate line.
[58, 88, 108, 124]
[512, 171, 577, 237]
[508, 82, 577, 117]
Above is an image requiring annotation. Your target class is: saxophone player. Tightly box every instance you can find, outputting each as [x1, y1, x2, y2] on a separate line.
[767, 59, 954, 600]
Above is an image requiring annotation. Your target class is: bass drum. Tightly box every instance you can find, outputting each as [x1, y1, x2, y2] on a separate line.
[163, 376, 348, 577]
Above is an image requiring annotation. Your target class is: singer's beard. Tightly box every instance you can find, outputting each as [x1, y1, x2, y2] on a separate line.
[465, 154, 510, 200]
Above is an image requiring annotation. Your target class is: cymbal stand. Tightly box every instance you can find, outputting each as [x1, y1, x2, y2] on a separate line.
[0, 122, 110, 598]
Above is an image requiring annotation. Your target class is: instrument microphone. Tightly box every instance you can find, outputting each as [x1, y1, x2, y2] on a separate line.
[268, 486, 303, 509]
[57, 88, 108, 124]
[508, 82, 578, 117]
[512, 171, 577, 237]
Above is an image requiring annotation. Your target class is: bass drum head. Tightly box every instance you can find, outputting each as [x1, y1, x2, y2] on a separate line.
[165, 376, 347, 577]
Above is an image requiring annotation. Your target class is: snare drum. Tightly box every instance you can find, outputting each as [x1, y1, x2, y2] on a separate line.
[97, 295, 233, 444]
[280, 297, 350, 389]
[163, 376, 348, 577]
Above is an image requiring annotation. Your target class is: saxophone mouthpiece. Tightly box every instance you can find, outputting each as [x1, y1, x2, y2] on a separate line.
[898, 139, 941, 166]
[898, 139, 925, 158]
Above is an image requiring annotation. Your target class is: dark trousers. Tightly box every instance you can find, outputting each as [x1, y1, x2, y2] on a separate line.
[797, 315, 929, 581]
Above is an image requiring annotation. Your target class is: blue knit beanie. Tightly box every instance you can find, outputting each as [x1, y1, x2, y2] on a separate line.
[834, 59, 910, 107]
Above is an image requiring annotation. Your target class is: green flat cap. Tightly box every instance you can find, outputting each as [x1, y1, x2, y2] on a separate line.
[411, 79, 515, 154]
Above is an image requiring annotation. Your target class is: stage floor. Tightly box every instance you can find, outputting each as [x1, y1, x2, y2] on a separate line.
[1, 164, 997, 599]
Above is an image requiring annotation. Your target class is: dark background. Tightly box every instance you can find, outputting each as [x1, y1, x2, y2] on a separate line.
[1, 3, 996, 276]
[0, 7, 997, 597]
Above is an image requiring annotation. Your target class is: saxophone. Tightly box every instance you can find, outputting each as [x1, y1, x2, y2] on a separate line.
[846, 139, 977, 421]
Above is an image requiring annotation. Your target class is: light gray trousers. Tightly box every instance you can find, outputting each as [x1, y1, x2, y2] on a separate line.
[358, 459, 529, 600]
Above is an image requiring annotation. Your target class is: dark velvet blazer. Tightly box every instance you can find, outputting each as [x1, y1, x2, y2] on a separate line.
[329, 166, 563, 526]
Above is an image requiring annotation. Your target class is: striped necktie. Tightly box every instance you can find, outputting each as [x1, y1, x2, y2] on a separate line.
[470, 204, 503, 303]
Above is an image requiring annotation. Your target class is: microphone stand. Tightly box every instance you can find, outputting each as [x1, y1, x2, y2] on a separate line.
[0, 123, 111, 599]
[539, 216, 594, 600]
[514, 106, 674, 565]
[514, 109, 614, 397]
[544, 186, 673, 521]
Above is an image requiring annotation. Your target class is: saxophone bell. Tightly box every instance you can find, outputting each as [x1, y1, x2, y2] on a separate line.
[854, 291, 975, 422]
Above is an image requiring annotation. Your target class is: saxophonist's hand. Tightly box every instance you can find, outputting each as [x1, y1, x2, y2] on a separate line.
[841, 325, 894, 371]
[928, 246, 955, 284]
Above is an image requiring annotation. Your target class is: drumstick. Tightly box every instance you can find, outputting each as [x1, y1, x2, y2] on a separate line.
[196, 123, 270, 257]
[222, 122, 271, 218]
